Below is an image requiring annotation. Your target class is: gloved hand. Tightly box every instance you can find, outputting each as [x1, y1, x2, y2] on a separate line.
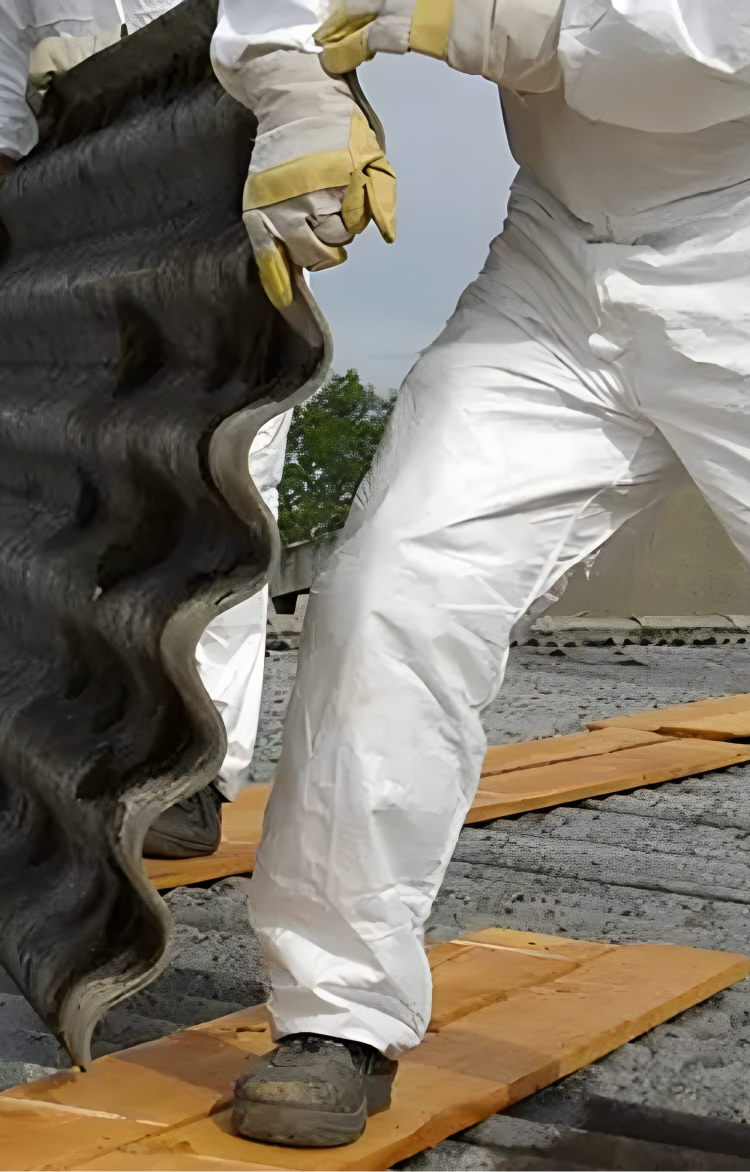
[242, 107, 396, 312]
[211, 28, 396, 312]
[243, 187, 354, 312]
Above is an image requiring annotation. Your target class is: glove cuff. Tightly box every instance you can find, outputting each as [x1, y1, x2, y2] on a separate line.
[244, 148, 354, 211]
[244, 109, 394, 235]
[318, 0, 563, 92]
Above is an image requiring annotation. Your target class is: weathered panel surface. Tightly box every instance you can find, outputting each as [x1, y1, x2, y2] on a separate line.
[0, 0, 328, 1065]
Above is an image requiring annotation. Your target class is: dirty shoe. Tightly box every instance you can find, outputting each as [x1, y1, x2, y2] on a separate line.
[142, 782, 222, 859]
[232, 1033, 398, 1147]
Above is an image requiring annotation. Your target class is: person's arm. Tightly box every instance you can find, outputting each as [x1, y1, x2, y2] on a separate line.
[210, 0, 395, 311]
[0, 3, 38, 163]
[315, 0, 565, 93]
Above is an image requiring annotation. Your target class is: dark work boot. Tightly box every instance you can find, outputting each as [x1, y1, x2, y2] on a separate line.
[232, 1033, 398, 1147]
[142, 782, 223, 859]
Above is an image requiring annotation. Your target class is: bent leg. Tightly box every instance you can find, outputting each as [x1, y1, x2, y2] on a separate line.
[198, 410, 293, 799]
[252, 306, 671, 1056]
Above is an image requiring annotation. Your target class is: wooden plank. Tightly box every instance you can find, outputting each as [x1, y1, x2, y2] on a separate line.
[143, 784, 269, 890]
[401, 943, 750, 1089]
[144, 843, 259, 891]
[102, 1064, 504, 1172]
[0, 1030, 261, 1172]
[587, 692, 750, 732]
[146, 730, 750, 887]
[0, 1098, 158, 1172]
[446, 928, 616, 964]
[658, 713, 750, 740]
[481, 727, 667, 776]
[77, 1147, 281, 1171]
[61, 934, 749, 1172]
[221, 784, 270, 844]
[463, 737, 750, 824]
[427, 944, 577, 1031]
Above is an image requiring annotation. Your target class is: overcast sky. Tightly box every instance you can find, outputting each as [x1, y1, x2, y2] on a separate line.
[311, 53, 520, 395]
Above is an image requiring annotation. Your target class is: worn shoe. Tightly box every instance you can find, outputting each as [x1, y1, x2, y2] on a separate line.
[142, 782, 222, 859]
[232, 1033, 398, 1147]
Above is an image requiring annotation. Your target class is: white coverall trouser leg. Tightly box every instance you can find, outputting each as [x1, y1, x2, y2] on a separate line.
[198, 410, 293, 801]
[250, 173, 750, 1058]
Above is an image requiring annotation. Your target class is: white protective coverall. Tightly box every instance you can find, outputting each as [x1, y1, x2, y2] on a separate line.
[0, 0, 294, 799]
[210, 0, 750, 1058]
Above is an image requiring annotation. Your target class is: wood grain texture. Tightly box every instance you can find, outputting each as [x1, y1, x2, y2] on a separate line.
[144, 843, 259, 890]
[480, 727, 667, 775]
[658, 713, 750, 740]
[145, 783, 268, 889]
[587, 692, 750, 731]
[465, 737, 750, 823]
[148, 733, 750, 887]
[3, 930, 746, 1172]
[0, 1099, 154, 1172]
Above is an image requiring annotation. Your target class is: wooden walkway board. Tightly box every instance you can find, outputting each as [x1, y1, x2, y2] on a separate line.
[144, 843, 260, 890]
[587, 691, 750, 732]
[2, 929, 746, 1172]
[480, 726, 667, 775]
[658, 712, 750, 740]
[466, 736, 750, 824]
[144, 784, 269, 890]
[145, 724, 750, 888]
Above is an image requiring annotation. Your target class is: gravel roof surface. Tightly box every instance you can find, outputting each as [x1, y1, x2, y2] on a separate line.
[3, 643, 750, 1169]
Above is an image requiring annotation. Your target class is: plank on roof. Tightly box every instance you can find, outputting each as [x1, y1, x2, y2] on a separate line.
[480, 727, 667, 775]
[49, 931, 749, 1172]
[465, 736, 750, 823]
[658, 713, 750, 740]
[586, 692, 750, 731]
[145, 731, 750, 887]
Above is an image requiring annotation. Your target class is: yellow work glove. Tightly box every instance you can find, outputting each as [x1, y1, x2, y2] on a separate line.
[315, 9, 379, 75]
[243, 189, 353, 313]
[243, 110, 396, 312]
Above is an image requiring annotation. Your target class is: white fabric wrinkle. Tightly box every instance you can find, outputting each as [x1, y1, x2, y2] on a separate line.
[612, 0, 750, 74]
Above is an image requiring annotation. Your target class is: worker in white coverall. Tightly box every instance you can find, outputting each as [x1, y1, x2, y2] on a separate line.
[0, 0, 295, 858]
[215, 0, 750, 1150]
[6, 0, 750, 1151]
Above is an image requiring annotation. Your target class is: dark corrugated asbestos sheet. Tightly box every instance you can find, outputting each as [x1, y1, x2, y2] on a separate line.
[0, 0, 328, 1065]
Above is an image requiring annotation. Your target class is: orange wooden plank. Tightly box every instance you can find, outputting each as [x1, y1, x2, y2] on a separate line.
[145, 729, 750, 887]
[658, 713, 750, 740]
[99, 1064, 504, 1172]
[222, 784, 270, 844]
[0, 1098, 157, 1172]
[463, 737, 750, 824]
[65, 935, 749, 1172]
[77, 1146, 282, 1171]
[481, 727, 667, 776]
[144, 785, 270, 890]
[427, 943, 577, 1030]
[0, 1030, 261, 1172]
[402, 942, 750, 1091]
[144, 842, 259, 891]
[3, 1028, 259, 1118]
[454, 928, 615, 963]
[587, 691, 750, 732]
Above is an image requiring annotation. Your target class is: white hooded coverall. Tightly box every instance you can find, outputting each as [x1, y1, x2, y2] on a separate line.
[208, 0, 750, 1058]
[0, 0, 294, 799]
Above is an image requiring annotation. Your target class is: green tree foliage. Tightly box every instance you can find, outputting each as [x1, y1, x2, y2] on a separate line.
[278, 369, 397, 545]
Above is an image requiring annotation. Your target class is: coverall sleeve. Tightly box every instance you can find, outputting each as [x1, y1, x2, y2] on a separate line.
[0, 4, 38, 160]
[315, 0, 566, 93]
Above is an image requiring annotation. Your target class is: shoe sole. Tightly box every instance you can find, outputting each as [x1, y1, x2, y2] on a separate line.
[233, 1099, 368, 1148]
